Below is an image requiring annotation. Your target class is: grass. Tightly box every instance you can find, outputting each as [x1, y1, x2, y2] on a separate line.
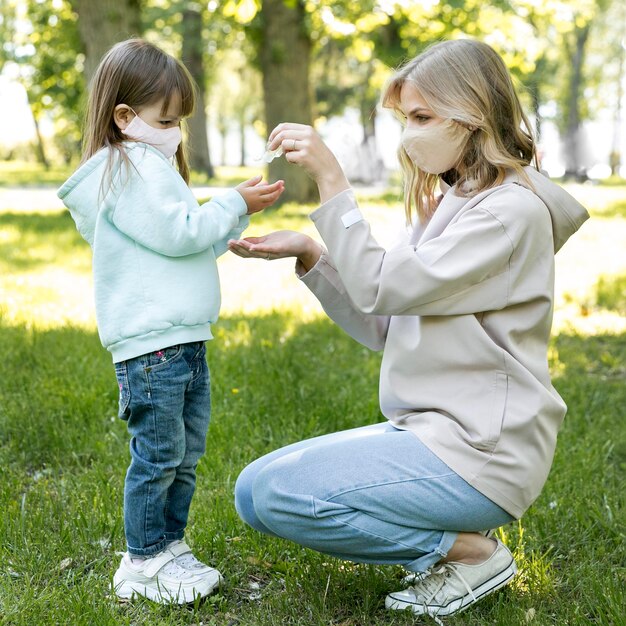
[0, 178, 625, 625]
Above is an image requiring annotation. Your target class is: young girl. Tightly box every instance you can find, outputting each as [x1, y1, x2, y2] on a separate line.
[57, 38, 284, 604]
[229, 39, 589, 618]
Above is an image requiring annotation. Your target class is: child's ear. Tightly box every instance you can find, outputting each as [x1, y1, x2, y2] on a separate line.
[113, 104, 135, 131]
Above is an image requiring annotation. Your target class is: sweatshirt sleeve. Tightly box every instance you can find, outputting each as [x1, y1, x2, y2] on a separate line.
[212, 214, 251, 258]
[110, 150, 248, 257]
[310, 189, 515, 316]
[298, 251, 390, 351]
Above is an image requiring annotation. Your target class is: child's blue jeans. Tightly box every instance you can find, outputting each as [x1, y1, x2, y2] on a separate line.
[235, 422, 514, 572]
[114, 341, 210, 556]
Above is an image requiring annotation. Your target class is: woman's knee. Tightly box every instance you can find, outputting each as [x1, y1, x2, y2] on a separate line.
[234, 462, 263, 528]
[250, 462, 315, 537]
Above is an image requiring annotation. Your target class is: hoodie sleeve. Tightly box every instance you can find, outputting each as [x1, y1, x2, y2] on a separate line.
[310, 189, 528, 317]
[110, 149, 248, 257]
[212, 214, 251, 258]
[297, 251, 390, 351]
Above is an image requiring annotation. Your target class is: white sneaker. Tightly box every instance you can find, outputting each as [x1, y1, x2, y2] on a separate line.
[385, 538, 517, 616]
[167, 540, 218, 575]
[400, 529, 496, 586]
[113, 546, 223, 604]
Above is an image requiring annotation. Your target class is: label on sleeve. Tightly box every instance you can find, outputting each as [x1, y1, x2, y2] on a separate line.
[341, 208, 364, 228]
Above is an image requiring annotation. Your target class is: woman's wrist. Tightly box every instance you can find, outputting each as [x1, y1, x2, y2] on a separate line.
[297, 239, 323, 273]
[317, 170, 350, 205]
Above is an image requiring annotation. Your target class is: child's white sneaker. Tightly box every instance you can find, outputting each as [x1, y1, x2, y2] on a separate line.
[113, 547, 223, 604]
[167, 539, 218, 575]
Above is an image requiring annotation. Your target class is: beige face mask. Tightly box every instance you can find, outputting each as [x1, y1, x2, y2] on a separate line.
[401, 119, 471, 174]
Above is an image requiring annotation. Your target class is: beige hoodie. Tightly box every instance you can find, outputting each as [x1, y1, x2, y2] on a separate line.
[299, 167, 589, 518]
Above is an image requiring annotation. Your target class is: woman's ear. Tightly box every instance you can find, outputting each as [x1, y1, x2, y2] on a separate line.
[113, 104, 135, 131]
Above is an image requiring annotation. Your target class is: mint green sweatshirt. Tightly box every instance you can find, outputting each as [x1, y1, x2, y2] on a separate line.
[58, 142, 249, 362]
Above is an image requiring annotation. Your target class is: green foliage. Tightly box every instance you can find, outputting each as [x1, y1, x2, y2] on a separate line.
[8, 0, 623, 168]
[18, 0, 84, 161]
[596, 273, 626, 315]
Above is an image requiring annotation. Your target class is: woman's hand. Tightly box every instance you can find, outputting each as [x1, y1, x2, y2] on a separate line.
[236, 175, 285, 215]
[228, 230, 322, 273]
[267, 123, 350, 203]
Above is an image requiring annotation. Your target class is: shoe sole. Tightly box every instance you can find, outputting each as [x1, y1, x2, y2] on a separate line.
[386, 559, 517, 616]
[113, 571, 223, 605]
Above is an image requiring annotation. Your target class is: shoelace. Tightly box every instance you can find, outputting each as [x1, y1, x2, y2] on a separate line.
[174, 552, 208, 570]
[159, 559, 192, 580]
[409, 563, 477, 607]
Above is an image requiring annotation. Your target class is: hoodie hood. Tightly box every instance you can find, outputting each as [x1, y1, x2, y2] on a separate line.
[506, 166, 590, 253]
[57, 147, 112, 247]
[57, 144, 168, 247]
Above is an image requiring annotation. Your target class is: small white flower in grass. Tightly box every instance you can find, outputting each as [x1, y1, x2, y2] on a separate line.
[549, 500, 557, 509]
[59, 557, 72, 571]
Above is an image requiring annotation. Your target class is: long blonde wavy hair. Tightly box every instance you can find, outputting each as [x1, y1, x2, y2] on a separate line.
[382, 38, 539, 224]
[82, 38, 195, 186]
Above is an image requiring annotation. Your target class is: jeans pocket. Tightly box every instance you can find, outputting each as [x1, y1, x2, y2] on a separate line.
[114, 361, 131, 420]
[144, 344, 183, 372]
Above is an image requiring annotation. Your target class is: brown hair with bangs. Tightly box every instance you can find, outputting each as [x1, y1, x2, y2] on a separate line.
[82, 38, 196, 184]
[382, 38, 539, 224]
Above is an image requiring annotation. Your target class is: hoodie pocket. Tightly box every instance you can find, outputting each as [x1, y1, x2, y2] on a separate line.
[475, 371, 508, 452]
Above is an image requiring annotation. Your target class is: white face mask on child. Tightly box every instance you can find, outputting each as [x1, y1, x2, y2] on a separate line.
[401, 119, 471, 175]
[121, 109, 182, 159]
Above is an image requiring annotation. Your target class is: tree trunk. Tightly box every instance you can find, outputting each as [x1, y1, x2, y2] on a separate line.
[610, 42, 624, 176]
[32, 113, 49, 170]
[527, 56, 546, 143]
[238, 114, 246, 167]
[259, 0, 317, 204]
[70, 0, 141, 85]
[563, 24, 590, 180]
[182, 6, 214, 178]
[218, 124, 228, 166]
[25, 89, 49, 169]
[355, 100, 384, 184]
[361, 98, 376, 143]
[530, 82, 542, 142]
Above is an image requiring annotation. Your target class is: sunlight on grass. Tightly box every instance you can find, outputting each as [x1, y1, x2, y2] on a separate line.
[1, 184, 625, 336]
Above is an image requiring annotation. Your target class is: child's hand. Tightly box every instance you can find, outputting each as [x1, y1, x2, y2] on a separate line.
[236, 175, 285, 215]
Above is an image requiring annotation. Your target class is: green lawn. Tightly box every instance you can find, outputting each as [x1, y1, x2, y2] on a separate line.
[0, 181, 624, 625]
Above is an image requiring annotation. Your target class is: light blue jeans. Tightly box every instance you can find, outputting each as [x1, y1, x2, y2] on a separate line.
[235, 423, 514, 572]
[114, 342, 211, 556]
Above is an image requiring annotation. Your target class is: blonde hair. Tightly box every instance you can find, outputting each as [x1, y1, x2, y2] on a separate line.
[382, 38, 539, 224]
[82, 38, 196, 185]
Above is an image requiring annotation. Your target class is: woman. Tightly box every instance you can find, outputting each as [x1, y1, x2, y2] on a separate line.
[229, 38, 588, 617]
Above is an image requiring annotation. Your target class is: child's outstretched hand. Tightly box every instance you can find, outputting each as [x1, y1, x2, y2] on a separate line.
[236, 175, 285, 215]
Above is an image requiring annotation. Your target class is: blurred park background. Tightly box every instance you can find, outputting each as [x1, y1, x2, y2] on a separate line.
[2, 0, 626, 201]
[1, 2, 625, 625]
